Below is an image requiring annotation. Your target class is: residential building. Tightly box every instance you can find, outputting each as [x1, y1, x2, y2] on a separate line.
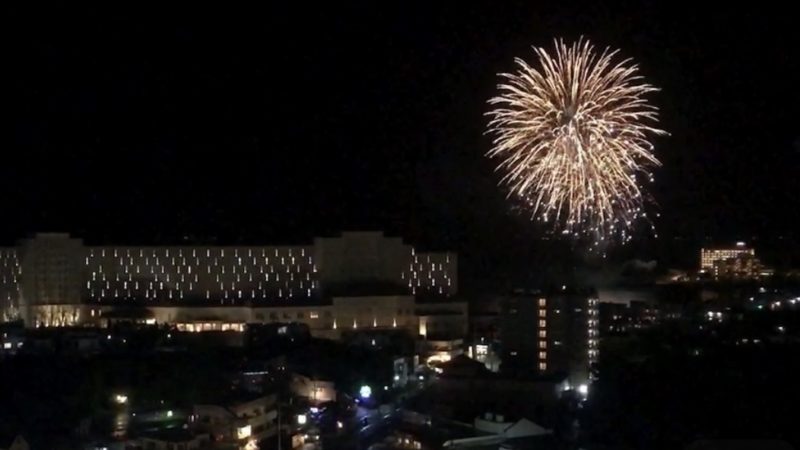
[193, 393, 277, 448]
[599, 300, 661, 336]
[499, 288, 598, 386]
[289, 373, 336, 403]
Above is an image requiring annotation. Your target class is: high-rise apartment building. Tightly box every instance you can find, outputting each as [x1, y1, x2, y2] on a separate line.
[499, 287, 598, 386]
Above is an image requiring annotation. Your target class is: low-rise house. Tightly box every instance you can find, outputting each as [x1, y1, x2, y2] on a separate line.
[193, 392, 277, 449]
[0, 435, 28, 450]
[138, 429, 210, 450]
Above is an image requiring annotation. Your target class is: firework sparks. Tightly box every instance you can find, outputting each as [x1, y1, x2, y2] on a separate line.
[487, 38, 666, 243]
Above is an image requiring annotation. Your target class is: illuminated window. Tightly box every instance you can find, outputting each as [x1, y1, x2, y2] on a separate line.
[538, 330, 546, 338]
[538, 309, 546, 317]
[538, 351, 547, 360]
[538, 320, 546, 327]
[538, 362, 547, 371]
[538, 340, 547, 349]
[538, 298, 546, 307]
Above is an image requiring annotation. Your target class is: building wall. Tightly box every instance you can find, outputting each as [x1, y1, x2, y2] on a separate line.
[0, 248, 21, 322]
[251, 306, 335, 333]
[29, 304, 86, 328]
[407, 251, 457, 297]
[92, 297, 435, 340]
[18, 234, 84, 326]
[289, 374, 336, 403]
[144, 306, 253, 329]
[1, 232, 459, 329]
[500, 294, 540, 367]
[417, 301, 468, 339]
[544, 292, 598, 385]
[315, 232, 410, 288]
[711, 253, 770, 280]
[229, 394, 278, 441]
[424, 338, 464, 365]
[86, 245, 318, 303]
[194, 396, 277, 446]
[700, 244, 755, 271]
[315, 232, 457, 297]
[332, 295, 418, 333]
[499, 289, 597, 386]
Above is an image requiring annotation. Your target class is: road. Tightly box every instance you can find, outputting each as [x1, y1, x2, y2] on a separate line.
[318, 405, 398, 450]
[313, 381, 429, 449]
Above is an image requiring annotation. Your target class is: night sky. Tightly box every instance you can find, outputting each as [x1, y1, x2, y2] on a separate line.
[6, 3, 800, 280]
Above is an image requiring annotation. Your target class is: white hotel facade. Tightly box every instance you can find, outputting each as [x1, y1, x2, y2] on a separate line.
[0, 232, 465, 339]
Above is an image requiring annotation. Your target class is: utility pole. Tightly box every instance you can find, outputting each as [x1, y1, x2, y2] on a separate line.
[277, 400, 282, 450]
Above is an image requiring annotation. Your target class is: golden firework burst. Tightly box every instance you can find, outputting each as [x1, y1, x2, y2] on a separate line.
[487, 38, 666, 244]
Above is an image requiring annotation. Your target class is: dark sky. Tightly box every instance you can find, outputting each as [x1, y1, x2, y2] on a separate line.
[6, 3, 800, 277]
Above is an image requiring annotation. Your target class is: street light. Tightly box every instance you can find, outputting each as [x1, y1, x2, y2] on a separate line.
[359, 385, 372, 399]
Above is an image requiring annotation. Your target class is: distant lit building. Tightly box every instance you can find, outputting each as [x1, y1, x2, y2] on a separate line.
[0, 232, 463, 336]
[598, 300, 663, 336]
[712, 252, 772, 280]
[700, 242, 771, 281]
[499, 288, 598, 386]
[700, 242, 753, 273]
